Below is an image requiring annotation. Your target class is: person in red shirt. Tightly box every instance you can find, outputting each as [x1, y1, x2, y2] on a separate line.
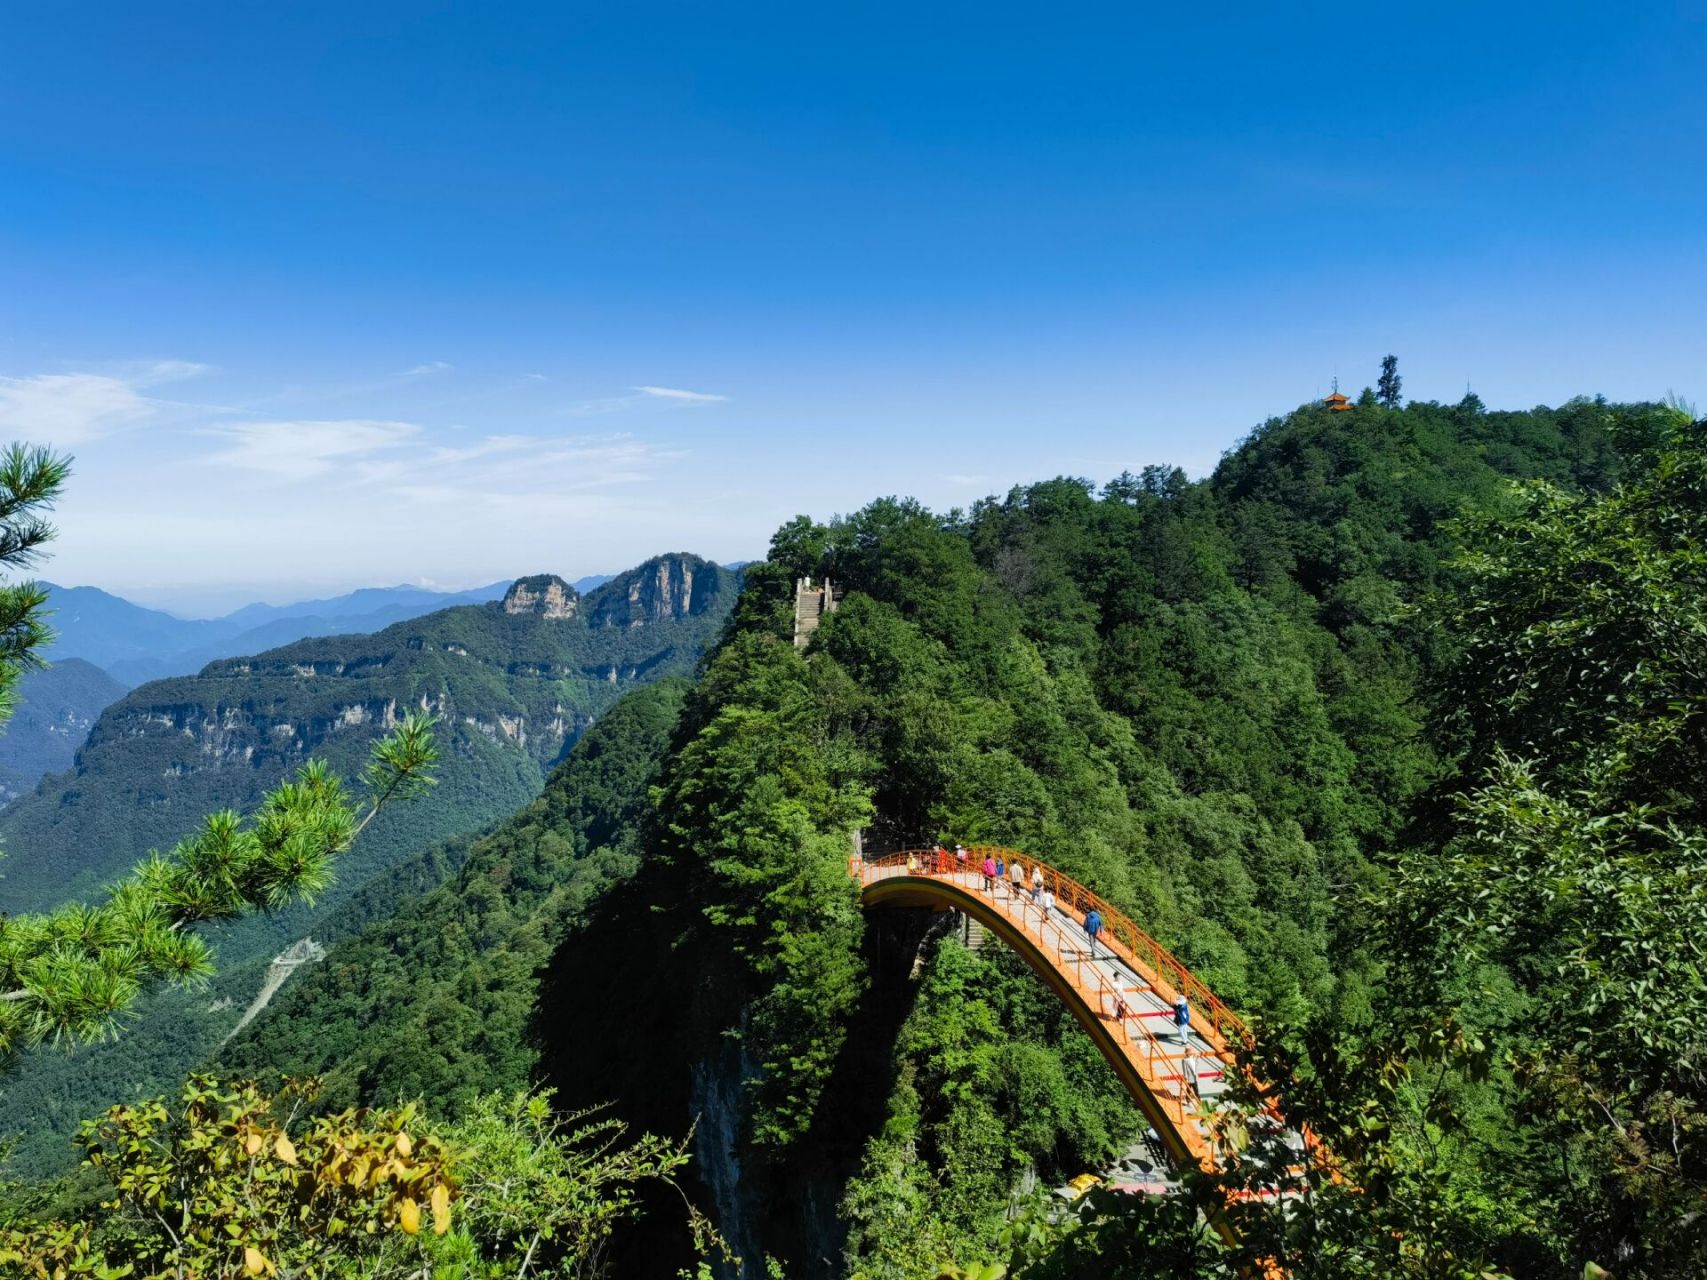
[981, 854, 997, 892]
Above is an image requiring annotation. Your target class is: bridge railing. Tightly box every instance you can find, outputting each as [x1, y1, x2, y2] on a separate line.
[853, 845, 1338, 1252]
[853, 847, 1255, 1058]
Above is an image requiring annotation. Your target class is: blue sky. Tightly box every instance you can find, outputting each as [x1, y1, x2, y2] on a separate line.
[1, 2, 1703, 614]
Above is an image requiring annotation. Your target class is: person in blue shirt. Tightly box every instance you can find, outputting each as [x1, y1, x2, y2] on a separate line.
[1173, 995, 1191, 1048]
[1084, 907, 1103, 957]
[995, 856, 1007, 894]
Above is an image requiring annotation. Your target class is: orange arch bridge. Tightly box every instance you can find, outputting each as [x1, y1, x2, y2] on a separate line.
[851, 848, 1300, 1179]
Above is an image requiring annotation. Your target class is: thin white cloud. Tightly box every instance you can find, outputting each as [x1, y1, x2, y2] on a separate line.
[0, 361, 214, 446]
[564, 385, 730, 416]
[0, 373, 153, 445]
[398, 361, 454, 377]
[131, 360, 212, 385]
[196, 417, 685, 505]
[390, 434, 685, 506]
[201, 420, 421, 481]
[633, 385, 727, 404]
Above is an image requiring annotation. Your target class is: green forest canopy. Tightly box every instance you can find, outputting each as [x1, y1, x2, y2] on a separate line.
[11, 390, 1707, 1280]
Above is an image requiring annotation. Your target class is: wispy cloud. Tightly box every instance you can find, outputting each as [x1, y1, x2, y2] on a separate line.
[130, 360, 212, 385]
[564, 384, 730, 416]
[0, 374, 152, 446]
[27, 361, 719, 607]
[398, 361, 454, 377]
[633, 385, 727, 404]
[201, 420, 421, 481]
[196, 417, 684, 504]
[391, 435, 685, 507]
[0, 361, 217, 447]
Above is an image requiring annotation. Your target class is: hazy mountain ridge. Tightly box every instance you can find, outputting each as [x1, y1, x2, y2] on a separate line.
[38, 579, 520, 685]
[0, 582, 627, 809]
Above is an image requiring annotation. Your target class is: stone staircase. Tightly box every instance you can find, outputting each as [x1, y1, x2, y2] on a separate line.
[793, 577, 841, 649]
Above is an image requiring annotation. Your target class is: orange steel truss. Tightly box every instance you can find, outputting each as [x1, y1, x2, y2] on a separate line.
[850, 847, 1326, 1279]
[852, 847, 1256, 1169]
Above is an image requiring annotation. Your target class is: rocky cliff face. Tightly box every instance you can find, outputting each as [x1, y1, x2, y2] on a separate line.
[584, 554, 733, 629]
[503, 574, 578, 619]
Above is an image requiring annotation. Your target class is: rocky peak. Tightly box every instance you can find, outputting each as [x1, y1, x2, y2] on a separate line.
[502, 574, 578, 619]
[584, 554, 727, 629]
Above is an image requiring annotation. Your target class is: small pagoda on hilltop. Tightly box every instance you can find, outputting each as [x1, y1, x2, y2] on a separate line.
[1323, 378, 1353, 412]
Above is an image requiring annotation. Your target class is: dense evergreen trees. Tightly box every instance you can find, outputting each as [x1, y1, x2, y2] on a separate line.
[525, 393, 1642, 1277]
[1378, 356, 1402, 409]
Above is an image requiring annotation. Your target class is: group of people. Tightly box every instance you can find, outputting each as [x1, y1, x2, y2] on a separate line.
[976, 850, 1050, 904]
[905, 844, 1090, 938]
[903, 842, 1196, 1053]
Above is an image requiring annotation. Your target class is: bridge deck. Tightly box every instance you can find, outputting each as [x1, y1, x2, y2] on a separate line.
[854, 849, 1307, 1181]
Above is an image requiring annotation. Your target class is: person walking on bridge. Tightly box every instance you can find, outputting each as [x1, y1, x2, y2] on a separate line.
[1031, 863, 1044, 902]
[1173, 995, 1191, 1049]
[1010, 859, 1024, 897]
[1084, 906, 1103, 957]
[995, 855, 1007, 894]
[981, 853, 997, 893]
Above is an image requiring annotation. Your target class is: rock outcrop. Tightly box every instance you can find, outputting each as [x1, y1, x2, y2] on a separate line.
[503, 574, 578, 619]
[583, 554, 730, 629]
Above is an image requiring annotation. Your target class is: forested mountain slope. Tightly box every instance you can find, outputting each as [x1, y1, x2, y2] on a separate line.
[221, 678, 688, 1109]
[543, 397, 1627, 1278]
[0, 554, 736, 1175]
[216, 394, 1638, 1278]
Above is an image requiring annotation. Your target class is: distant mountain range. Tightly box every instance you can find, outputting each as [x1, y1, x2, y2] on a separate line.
[0, 576, 621, 808]
[1, 560, 722, 913]
[37, 575, 616, 686]
[0, 554, 737, 1175]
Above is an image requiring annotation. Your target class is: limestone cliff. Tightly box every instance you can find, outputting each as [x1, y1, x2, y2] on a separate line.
[502, 574, 578, 619]
[583, 553, 734, 629]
